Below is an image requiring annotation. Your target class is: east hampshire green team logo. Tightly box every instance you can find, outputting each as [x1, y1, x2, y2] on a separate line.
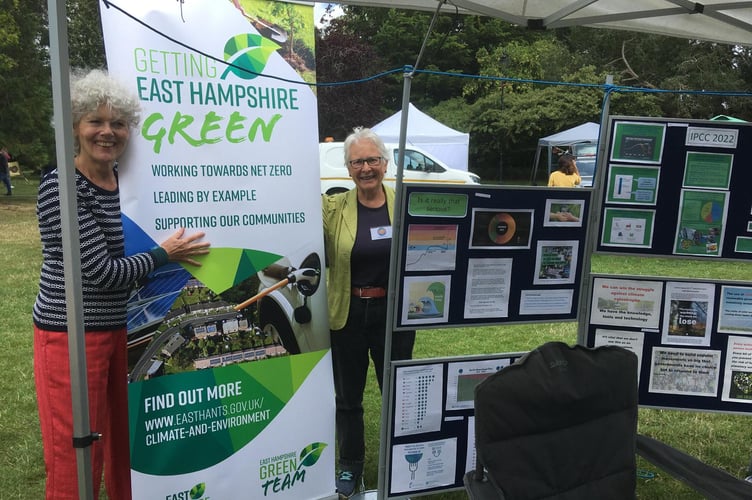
[260, 442, 328, 495]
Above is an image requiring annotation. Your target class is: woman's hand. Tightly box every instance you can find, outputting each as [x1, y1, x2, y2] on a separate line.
[160, 228, 211, 266]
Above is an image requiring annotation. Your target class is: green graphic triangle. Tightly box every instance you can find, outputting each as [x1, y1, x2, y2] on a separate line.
[186, 247, 283, 293]
[233, 248, 284, 287]
[247, 351, 327, 402]
[289, 350, 328, 388]
[222, 34, 280, 80]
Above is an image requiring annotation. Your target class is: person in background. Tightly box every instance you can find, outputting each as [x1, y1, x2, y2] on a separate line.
[0, 147, 11, 195]
[322, 127, 416, 499]
[32, 69, 211, 500]
[548, 153, 581, 187]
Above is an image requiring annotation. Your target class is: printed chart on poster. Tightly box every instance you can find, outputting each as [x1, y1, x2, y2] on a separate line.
[384, 354, 523, 498]
[395, 185, 592, 329]
[596, 117, 752, 260]
[585, 274, 752, 413]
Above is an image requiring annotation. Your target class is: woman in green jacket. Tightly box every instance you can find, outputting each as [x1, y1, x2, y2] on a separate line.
[322, 127, 415, 498]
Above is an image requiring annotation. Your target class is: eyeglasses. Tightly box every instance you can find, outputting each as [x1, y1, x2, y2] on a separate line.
[348, 156, 383, 168]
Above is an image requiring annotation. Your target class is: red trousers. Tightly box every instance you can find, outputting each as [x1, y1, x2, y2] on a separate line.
[34, 326, 132, 500]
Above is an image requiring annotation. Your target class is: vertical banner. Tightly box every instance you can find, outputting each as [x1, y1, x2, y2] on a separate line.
[100, 1, 334, 498]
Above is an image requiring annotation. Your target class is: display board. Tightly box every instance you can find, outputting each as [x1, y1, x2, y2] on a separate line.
[381, 116, 752, 499]
[595, 116, 752, 260]
[394, 185, 592, 330]
[584, 274, 752, 414]
[383, 353, 524, 498]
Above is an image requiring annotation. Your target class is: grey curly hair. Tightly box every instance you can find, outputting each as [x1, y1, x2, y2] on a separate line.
[70, 69, 141, 147]
[343, 127, 389, 166]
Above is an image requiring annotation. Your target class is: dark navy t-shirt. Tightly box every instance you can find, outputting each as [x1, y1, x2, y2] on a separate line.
[351, 201, 391, 287]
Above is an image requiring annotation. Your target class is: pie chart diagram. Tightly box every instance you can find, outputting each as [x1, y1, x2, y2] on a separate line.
[488, 213, 516, 244]
[700, 201, 722, 223]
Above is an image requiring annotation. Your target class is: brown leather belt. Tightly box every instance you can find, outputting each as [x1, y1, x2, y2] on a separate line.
[352, 286, 387, 299]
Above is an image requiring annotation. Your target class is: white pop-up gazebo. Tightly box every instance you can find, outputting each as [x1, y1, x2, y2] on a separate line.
[371, 103, 470, 170]
[530, 121, 600, 183]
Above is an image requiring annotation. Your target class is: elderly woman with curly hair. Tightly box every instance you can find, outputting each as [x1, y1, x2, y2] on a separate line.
[32, 69, 210, 499]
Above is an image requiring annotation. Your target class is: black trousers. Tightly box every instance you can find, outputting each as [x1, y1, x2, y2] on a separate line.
[0, 173, 10, 194]
[330, 296, 416, 470]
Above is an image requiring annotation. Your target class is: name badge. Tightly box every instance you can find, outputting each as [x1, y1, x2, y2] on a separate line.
[371, 225, 392, 240]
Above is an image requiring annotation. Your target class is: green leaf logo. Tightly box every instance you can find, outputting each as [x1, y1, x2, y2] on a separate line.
[298, 442, 327, 468]
[222, 34, 280, 80]
[189, 482, 206, 499]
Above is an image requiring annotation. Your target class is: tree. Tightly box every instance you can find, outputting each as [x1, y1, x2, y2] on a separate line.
[316, 7, 752, 181]
[315, 16, 388, 140]
[334, 8, 527, 110]
[0, 0, 54, 169]
[0, 0, 111, 171]
[562, 28, 752, 120]
[66, 0, 106, 69]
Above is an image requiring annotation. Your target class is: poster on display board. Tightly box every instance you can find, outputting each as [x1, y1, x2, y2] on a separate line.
[596, 116, 752, 260]
[584, 274, 752, 414]
[384, 354, 524, 498]
[395, 185, 592, 329]
[100, 1, 335, 498]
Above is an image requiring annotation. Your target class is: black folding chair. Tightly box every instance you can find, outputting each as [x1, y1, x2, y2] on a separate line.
[464, 342, 752, 500]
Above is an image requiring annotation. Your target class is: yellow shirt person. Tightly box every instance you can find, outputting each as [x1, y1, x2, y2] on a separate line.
[548, 154, 581, 187]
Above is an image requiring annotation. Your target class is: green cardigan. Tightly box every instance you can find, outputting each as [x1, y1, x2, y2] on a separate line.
[322, 185, 395, 330]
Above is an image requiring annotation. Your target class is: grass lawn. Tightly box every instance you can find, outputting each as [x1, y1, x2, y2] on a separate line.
[0, 178, 47, 498]
[1, 177, 750, 499]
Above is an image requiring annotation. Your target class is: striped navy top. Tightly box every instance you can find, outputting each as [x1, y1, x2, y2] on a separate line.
[33, 168, 165, 331]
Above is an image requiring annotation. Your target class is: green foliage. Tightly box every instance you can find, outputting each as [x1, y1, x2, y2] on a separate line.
[66, 0, 106, 69]
[469, 37, 571, 97]
[317, 8, 752, 182]
[315, 24, 388, 140]
[429, 97, 474, 133]
[0, 0, 54, 169]
[0, 9, 20, 71]
[0, 0, 121, 171]
[241, 0, 316, 77]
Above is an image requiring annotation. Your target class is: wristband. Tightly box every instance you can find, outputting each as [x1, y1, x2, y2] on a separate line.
[148, 246, 169, 267]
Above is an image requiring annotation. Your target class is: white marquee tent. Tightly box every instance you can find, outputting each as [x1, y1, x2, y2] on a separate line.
[371, 103, 470, 171]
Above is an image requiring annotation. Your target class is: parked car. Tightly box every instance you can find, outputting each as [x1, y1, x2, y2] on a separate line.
[320, 142, 480, 195]
[256, 252, 328, 355]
